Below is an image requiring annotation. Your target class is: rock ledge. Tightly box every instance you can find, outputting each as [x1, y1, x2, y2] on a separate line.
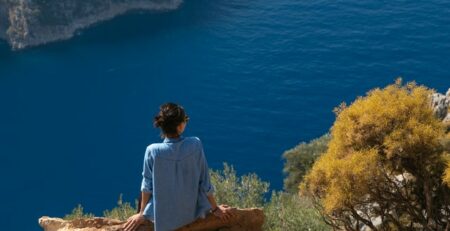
[39, 208, 265, 231]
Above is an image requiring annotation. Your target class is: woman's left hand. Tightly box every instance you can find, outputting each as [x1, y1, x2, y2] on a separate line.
[123, 213, 146, 231]
[212, 204, 236, 222]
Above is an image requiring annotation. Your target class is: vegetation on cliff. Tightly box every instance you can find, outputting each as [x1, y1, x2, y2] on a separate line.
[282, 134, 330, 193]
[210, 163, 329, 230]
[301, 80, 450, 230]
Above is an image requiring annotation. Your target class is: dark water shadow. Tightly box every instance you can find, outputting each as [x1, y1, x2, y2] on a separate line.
[0, 40, 14, 61]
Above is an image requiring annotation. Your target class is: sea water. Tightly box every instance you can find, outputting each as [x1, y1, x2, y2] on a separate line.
[0, 0, 449, 230]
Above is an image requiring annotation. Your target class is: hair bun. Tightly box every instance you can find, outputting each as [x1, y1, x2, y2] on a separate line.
[153, 103, 188, 136]
[153, 115, 165, 128]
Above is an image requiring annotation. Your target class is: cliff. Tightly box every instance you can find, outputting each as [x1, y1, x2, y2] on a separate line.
[0, 0, 181, 50]
[0, 2, 8, 39]
[431, 88, 450, 125]
[39, 208, 265, 231]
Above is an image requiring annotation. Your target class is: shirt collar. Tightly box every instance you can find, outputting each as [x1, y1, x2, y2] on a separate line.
[163, 135, 185, 143]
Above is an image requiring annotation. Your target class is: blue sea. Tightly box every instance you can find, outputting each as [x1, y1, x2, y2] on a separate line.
[1, 0, 449, 230]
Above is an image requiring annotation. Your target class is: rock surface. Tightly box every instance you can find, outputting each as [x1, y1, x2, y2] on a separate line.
[431, 88, 450, 124]
[0, 0, 181, 50]
[39, 208, 265, 231]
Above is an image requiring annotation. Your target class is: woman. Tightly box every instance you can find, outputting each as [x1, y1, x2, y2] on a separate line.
[124, 103, 234, 231]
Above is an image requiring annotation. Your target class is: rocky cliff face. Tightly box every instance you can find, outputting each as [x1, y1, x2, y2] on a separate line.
[0, 2, 9, 39]
[431, 88, 450, 124]
[39, 208, 265, 231]
[0, 0, 181, 50]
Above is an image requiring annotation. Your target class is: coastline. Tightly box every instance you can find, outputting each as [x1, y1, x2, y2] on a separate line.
[0, 0, 182, 50]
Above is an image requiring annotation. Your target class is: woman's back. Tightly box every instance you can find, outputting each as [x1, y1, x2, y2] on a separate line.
[142, 136, 214, 231]
[124, 103, 232, 231]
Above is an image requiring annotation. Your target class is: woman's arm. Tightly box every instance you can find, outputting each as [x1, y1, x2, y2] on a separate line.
[206, 193, 218, 210]
[139, 192, 152, 214]
[139, 145, 154, 211]
[124, 146, 153, 231]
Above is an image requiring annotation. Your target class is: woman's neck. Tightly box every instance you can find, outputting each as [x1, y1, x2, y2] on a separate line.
[165, 134, 180, 139]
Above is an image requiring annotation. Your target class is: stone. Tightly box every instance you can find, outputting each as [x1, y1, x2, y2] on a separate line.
[444, 114, 450, 124]
[38, 208, 265, 231]
[431, 91, 450, 120]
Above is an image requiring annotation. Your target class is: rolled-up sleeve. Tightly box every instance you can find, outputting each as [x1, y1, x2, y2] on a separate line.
[141, 146, 153, 193]
[198, 139, 215, 196]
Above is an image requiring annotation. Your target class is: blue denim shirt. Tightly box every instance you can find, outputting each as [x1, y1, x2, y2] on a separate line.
[140, 136, 215, 231]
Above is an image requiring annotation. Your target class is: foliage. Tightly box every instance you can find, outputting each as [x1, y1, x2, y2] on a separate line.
[102, 193, 138, 221]
[443, 132, 450, 187]
[63, 204, 95, 220]
[282, 134, 330, 193]
[301, 79, 450, 230]
[209, 163, 269, 208]
[263, 191, 330, 231]
[64, 194, 137, 221]
[209, 162, 329, 230]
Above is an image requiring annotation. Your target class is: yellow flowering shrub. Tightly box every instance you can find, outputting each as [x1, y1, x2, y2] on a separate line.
[443, 132, 450, 186]
[301, 80, 450, 230]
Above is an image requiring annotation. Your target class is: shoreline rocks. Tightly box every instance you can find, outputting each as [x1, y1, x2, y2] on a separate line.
[0, 0, 182, 50]
[431, 88, 450, 125]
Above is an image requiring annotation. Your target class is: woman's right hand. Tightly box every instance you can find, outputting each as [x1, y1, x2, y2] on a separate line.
[212, 204, 236, 222]
[123, 213, 146, 231]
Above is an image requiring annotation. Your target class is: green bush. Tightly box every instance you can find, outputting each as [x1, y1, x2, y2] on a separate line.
[209, 162, 269, 208]
[63, 204, 94, 220]
[210, 162, 329, 231]
[64, 194, 137, 221]
[282, 134, 330, 193]
[263, 191, 330, 231]
[102, 193, 138, 221]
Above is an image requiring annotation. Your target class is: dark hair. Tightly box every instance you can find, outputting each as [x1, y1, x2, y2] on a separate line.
[153, 102, 189, 137]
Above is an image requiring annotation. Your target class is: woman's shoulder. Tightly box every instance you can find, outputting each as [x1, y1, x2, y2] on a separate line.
[145, 142, 164, 155]
[187, 136, 206, 148]
[185, 136, 202, 143]
[145, 136, 202, 150]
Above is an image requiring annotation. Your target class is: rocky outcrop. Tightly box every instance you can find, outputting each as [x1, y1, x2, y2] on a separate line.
[38, 208, 265, 231]
[0, 2, 8, 39]
[431, 88, 450, 124]
[0, 0, 182, 50]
